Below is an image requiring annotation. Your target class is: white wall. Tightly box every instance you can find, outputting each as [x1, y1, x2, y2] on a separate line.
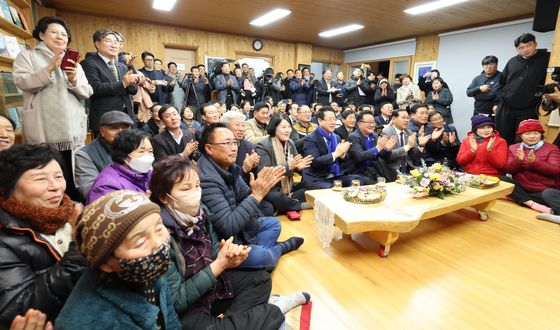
[344, 39, 416, 63]
[437, 19, 554, 137]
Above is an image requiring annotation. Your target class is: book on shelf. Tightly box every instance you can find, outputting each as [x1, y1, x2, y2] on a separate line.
[18, 11, 29, 33]
[4, 35, 20, 58]
[0, 35, 9, 56]
[7, 107, 20, 128]
[8, 6, 23, 29]
[0, 1, 12, 25]
[1, 72, 19, 94]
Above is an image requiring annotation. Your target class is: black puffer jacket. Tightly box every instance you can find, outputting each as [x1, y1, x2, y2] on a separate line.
[0, 208, 87, 326]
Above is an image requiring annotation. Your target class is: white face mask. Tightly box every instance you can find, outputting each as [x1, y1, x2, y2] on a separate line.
[127, 154, 154, 173]
[167, 188, 202, 217]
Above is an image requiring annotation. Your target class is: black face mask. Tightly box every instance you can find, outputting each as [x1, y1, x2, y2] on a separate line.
[117, 239, 170, 283]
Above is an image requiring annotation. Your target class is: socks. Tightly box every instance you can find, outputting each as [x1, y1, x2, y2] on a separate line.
[300, 202, 313, 210]
[529, 201, 552, 214]
[278, 237, 304, 255]
[536, 213, 560, 224]
[269, 292, 311, 314]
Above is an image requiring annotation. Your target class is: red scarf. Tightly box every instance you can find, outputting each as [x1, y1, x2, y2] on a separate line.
[0, 195, 73, 235]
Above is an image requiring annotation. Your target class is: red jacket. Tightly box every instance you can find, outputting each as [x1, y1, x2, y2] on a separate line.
[504, 142, 560, 192]
[456, 131, 507, 176]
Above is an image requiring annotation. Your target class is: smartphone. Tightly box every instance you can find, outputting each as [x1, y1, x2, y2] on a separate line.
[61, 48, 80, 70]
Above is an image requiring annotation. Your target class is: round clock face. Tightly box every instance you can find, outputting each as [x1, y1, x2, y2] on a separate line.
[253, 39, 263, 51]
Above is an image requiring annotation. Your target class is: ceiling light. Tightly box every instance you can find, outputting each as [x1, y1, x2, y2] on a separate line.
[404, 0, 469, 15]
[319, 24, 364, 38]
[250, 9, 291, 27]
[153, 0, 176, 11]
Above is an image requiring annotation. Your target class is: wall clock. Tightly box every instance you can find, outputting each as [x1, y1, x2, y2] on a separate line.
[252, 39, 263, 51]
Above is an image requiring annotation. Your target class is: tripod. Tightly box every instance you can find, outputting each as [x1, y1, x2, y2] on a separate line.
[182, 76, 202, 121]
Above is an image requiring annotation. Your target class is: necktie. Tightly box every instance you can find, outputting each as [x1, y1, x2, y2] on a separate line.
[400, 132, 407, 173]
[108, 61, 119, 81]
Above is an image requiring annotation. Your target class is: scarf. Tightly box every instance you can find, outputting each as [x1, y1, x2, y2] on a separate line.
[317, 126, 341, 176]
[473, 133, 486, 144]
[521, 140, 544, 150]
[165, 205, 201, 237]
[271, 137, 293, 195]
[360, 131, 375, 169]
[0, 194, 73, 235]
[27, 42, 87, 151]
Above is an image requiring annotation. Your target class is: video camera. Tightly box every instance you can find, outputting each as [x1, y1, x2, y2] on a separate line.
[535, 67, 560, 97]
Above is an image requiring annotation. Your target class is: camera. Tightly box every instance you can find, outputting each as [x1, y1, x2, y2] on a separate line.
[535, 67, 560, 97]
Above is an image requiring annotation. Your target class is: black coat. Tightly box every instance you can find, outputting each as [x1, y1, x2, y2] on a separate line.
[151, 129, 199, 162]
[0, 209, 87, 326]
[81, 53, 137, 132]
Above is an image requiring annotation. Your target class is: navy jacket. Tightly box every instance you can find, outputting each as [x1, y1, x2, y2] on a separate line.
[345, 130, 391, 175]
[302, 129, 348, 181]
[139, 68, 174, 106]
[466, 71, 502, 114]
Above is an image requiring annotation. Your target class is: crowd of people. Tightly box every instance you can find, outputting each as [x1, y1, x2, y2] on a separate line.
[1, 14, 560, 329]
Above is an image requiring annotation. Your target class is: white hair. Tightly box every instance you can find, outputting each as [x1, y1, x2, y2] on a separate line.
[220, 110, 246, 125]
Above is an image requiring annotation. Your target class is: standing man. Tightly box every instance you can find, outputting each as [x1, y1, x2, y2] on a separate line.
[496, 33, 550, 144]
[139, 51, 174, 106]
[344, 68, 370, 106]
[214, 62, 240, 108]
[317, 70, 339, 105]
[81, 29, 139, 136]
[466, 55, 502, 119]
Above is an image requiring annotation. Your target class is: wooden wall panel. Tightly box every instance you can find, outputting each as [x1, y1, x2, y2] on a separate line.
[312, 45, 344, 64]
[543, 10, 560, 142]
[55, 11, 342, 75]
[413, 34, 440, 64]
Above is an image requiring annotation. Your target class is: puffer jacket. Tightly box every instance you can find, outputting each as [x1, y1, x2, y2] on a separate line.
[87, 162, 152, 204]
[456, 131, 507, 176]
[0, 209, 87, 326]
[198, 154, 261, 245]
[505, 142, 560, 192]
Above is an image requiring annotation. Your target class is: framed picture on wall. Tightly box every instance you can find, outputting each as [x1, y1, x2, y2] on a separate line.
[298, 63, 310, 71]
[205, 56, 230, 80]
[413, 61, 436, 84]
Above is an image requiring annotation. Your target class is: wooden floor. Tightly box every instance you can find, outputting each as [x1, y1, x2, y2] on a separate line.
[271, 199, 560, 329]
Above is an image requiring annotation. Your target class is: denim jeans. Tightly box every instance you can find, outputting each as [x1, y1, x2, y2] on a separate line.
[239, 216, 282, 269]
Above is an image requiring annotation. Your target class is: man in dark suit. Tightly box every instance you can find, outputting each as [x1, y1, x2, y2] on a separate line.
[344, 68, 370, 106]
[316, 69, 339, 105]
[151, 105, 199, 162]
[381, 108, 422, 178]
[81, 29, 139, 136]
[302, 107, 370, 189]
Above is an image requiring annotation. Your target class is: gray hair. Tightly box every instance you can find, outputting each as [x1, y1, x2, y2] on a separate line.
[220, 111, 246, 125]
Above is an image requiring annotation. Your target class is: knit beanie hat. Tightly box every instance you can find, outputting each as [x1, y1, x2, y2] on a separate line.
[379, 78, 389, 86]
[471, 115, 494, 131]
[75, 190, 160, 269]
[516, 119, 544, 135]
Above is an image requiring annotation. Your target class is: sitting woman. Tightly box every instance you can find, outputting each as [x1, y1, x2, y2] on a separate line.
[257, 114, 313, 220]
[87, 129, 153, 204]
[0, 114, 16, 151]
[502, 119, 560, 213]
[425, 111, 461, 169]
[457, 115, 507, 176]
[0, 144, 87, 326]
[56, 190, 181, 329]
[150, 156, 309, 329]
[334, 109, 356, 140]
[181, 105, 202, 136]
[425, 77, 454, 124]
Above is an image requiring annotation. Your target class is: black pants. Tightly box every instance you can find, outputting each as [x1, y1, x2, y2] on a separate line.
[264, 182, 306, 213]
[180, 270, 284, 330]
[60, 150, 81, 202]
[495, 104, 538, 145]
[500, 176, 545, 205]
[542, 189, 560, 214]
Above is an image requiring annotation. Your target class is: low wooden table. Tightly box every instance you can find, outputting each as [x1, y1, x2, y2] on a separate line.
[305, 182, 514, 257]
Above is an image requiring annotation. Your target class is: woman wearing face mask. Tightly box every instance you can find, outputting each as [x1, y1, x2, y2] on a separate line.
[87, 129, 154, 204]
[150, 156, 309, 329]
[425, 77, 454, 124]
[56, 190, 181, 329]
[502, 120, 560, 214]
[456, 115, 507, 176]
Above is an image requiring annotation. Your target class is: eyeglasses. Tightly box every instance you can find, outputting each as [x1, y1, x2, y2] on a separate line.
[102, 39, 119, 45]
[210, 141, 239, 148]
[47, 29, 68, 38]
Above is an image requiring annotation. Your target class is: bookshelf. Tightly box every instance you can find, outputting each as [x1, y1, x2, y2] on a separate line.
[10, 0, 29, 9]
[0, 15, 31, 39]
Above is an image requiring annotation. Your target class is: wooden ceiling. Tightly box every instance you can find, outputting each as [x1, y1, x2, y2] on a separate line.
[45, 0, 537, 49]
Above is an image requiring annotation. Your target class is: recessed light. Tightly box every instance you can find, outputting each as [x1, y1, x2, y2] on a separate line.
[153, 0, 177, 11]
[404, 0, 469, 15]
[319, 24, 364, 38]
[250, 8, 291, 27]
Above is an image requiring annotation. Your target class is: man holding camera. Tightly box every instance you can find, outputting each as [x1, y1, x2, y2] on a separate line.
[496, 33, 550, 145]
[466, 55, 502, 119]
[256, 67, 282, 104]
[182, 66, 211, 120]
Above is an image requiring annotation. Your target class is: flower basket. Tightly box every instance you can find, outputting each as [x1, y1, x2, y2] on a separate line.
[399, 161, 467, 199]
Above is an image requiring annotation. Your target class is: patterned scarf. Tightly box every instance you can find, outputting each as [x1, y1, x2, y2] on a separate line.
[27, 42, 87, 151]
[165, 205, 200, 237]
[317, 126, 341, 176]
[271, 137, 293, 195]
[0, 194, 73, 235]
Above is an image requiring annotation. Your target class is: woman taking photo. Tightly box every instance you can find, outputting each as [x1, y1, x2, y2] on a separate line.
[13, 16, 93, 201]
[0, 144, 87, 326]
[257, 114, 312, 220]
[396, 74, 421, 110]
[87, 129, 154, 204]
[503, 119, 560, 213]
[150, 156, 309, 329]
[425, 77, 454, 124]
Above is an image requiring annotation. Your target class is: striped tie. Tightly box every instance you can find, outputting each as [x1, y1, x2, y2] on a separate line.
[108, 61, 119, 81]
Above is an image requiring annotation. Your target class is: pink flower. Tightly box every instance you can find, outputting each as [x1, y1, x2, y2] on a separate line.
[420, 178, 430, 187]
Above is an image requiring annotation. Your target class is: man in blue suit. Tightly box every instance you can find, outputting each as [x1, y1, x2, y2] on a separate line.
[302, 106, 371, 189]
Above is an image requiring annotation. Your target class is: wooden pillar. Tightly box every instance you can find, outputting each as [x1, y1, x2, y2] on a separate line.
[543, 9, 560, 142]
[294, 43, 312, 69]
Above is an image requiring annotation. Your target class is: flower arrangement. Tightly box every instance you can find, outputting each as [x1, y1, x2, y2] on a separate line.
[399, 161, 467, 199]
